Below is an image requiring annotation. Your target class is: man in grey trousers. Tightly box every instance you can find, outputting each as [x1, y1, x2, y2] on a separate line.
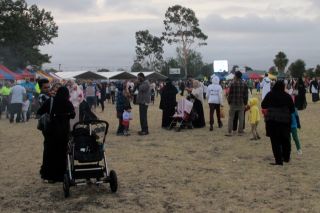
[225, 71, 248, 136]
[136, 73, 151, 135]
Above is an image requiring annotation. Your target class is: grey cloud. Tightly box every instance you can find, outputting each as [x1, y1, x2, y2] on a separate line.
[311, 0, 320, 7]
[41, 12, 320, 71]
[203, 14, 319, 34]
[104, 0, 162, 16]
[198, 14, 320, 69]
[41, 19, 164, 70]
[26, 0, 95, 12]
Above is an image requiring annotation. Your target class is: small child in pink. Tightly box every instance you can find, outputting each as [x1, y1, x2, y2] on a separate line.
[122, 106, 132, 136]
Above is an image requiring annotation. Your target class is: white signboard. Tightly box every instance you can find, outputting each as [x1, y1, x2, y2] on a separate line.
[213, 60, 228, 72]
[169, 68, 180, 75]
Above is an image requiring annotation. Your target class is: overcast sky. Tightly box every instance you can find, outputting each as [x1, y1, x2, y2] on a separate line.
[26, 0, 320, 71]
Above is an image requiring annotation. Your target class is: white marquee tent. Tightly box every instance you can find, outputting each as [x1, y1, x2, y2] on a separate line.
[131, 72, 168, 80]
[55, 71, 136, 80]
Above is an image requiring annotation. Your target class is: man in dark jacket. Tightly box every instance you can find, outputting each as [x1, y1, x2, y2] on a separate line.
[136, 73, 151, 135]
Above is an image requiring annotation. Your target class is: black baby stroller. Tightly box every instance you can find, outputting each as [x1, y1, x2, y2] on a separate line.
[63, 120, 118, 198]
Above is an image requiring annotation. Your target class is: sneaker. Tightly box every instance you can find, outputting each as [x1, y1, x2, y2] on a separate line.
[209, 126, 213, 131]
[297, 150, 302, 155]
[218, 122, 223, 128]
[225, 133, 232, 137]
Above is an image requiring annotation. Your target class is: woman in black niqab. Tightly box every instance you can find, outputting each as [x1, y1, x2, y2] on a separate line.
[159, 79, 178, 128]
[37, 86, 75, 182]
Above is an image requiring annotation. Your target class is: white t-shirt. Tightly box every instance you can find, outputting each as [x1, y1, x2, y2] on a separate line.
[10, 85, 26, 104]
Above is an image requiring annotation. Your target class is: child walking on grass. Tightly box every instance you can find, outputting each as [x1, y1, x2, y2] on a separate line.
[122, 106, 132, 136]
[248, 97, 261, 140]
[291, 108, 302, 155]
[22, 96, 30, 122]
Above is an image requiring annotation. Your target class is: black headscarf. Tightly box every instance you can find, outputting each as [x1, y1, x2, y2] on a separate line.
[55, 86, 70, 102]
[52, 86, 73, 115]
[272, 80, 285, 92]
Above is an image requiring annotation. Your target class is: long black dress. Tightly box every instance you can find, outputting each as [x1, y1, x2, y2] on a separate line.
[159, 82, 178, 127]
[192, 98, 206, 128]
[309, 80, 319, 102]
[261, 81, 295, 165]
[294, 79, 307, 110]
[37, 87, 75, 182]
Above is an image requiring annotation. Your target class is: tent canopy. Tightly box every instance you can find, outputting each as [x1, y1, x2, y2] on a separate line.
[48, 72, 63, 80]
[225, 73, 234, 80]
[16, 68, 35, 79]
[55, 71, 137, 80]
[55, 71, 87, 80]
[74, 71, 107, 80]
[131, 71, 168, 80]
[248, 73, 262, 79]
[0, 64, 23, 80]
[268, 73, 277, 80]
[97, 71, 136, 80]
[36, 70, 53, 81]
[242, 73, 249, 80]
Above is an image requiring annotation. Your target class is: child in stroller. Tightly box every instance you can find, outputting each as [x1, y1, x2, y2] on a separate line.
[63, 120, 117, 198]
[168, 98, 196, 131]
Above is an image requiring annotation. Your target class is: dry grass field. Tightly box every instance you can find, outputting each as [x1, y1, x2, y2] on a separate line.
[0, 92, 320, 213]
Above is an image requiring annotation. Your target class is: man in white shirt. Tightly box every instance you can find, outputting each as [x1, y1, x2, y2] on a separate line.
[9, 83, 26, 123]
[206, 75, 223, 130]
[261, 73, 271, 101]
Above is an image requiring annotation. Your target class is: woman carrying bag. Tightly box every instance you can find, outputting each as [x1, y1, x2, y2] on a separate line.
[37, 87, 75, 182]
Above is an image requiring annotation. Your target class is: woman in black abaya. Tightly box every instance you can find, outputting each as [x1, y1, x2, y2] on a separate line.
[261, 80, 295, 165]
[159, 79, 178, 128]
[294, 78, 307, 110]
[37, 87, 75, 182]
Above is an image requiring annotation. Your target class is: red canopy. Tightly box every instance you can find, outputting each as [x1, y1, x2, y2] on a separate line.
[16, 68, 35, 79]
[0, 64, 23, 80]
[248, 73, 262, 79]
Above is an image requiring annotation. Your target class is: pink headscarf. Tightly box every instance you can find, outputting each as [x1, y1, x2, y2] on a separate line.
[69, 84, 84, 107]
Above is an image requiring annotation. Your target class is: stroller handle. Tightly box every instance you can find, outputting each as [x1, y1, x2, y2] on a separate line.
[72, 120, 109, 135]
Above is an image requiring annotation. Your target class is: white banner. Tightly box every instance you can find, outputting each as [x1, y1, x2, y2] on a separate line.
[169, 68, 180, 75]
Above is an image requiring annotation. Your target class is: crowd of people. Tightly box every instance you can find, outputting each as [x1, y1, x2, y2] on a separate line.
[0, 71, 318, 181]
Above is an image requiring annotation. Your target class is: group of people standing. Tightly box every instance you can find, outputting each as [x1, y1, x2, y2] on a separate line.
[35, 73, 156, 182]
[1, 71, 316, 183]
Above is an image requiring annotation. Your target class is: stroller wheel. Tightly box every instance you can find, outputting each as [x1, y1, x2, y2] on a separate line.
[109, 170, 118, 193]
[63, 173, 70, 198]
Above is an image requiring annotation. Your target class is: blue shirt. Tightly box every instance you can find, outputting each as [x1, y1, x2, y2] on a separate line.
[21, 82, 35, 101]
